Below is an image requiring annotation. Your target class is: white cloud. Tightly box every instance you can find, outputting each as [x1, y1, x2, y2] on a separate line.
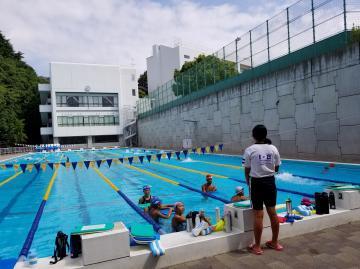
[0, 0, 291, 76]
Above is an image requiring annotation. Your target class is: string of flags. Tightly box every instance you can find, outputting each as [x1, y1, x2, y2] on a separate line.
[0, 144, 224, 173]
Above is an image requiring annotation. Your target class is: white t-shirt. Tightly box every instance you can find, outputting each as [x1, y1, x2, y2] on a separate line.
[243, 144, 281, 178]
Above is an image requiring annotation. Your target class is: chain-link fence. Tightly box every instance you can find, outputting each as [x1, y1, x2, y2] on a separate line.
[137, 0, 360, 117]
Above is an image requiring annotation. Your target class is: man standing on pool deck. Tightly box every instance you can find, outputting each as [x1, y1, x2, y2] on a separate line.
[243, 125, 283, 255]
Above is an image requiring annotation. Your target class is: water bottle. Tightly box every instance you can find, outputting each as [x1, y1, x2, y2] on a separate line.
[195, 214, 200, 227]
[224, 211, 232, 233]
[215, 207, 221, 223]
[26, 249, 38, 267]
[186, 217, 192, 232]
[329, 191, 336, 209]
[286, 197, 292, 215]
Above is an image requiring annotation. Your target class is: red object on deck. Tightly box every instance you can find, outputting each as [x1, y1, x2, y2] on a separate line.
[329, 163, 335, 168]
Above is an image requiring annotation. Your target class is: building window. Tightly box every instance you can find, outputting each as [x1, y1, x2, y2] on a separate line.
[132, 89, 136, 96]
[57, 115, 119, 127]
[56, 93, 118, 107]
[184, 55, 190, 59]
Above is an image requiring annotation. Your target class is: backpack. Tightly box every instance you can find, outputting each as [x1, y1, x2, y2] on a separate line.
[50, 231, 69, 265]
[70, 234, 82, 258]
[185, 211, 199, 226]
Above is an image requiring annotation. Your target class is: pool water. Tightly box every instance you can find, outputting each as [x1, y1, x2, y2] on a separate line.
[0, 149, 359, 260]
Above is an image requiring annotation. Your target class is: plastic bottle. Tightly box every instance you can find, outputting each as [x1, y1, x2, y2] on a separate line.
[224, 211, 232, 233]
[215, 207, 221, 223]
[329, 191, 336, 209]
[285, 197, 292, 215]
[186, 217, 192, 232]
[195, 214, 200, 227]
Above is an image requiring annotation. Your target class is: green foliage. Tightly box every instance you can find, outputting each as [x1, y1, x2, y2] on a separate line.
[0, 31, 41, 146]
[138, 71, 148, 98]
[172, 54, 238, 96]
[351, 25, 360, 43]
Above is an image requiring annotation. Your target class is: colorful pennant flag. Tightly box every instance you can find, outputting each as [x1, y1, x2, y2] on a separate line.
[205, 146, 210, 153]
[128, 157, 133, 165]
[166, 152, 172, 160]
[20, 163, 27, 173]
[14, 164, 20, 171]
[219, 144, 224, 151]
[210, 145, 215, 152]
[138, 156, 144, 164]
[183, 150, 188, 158]
[89, 161, 95, 168]
[156, 154, 162, 162]
[192, 148, 196, 154]
[5, 164, 13, 168]
[54, 163, 60, 169]
[61, 162, 66, 167]
[96, 160, 102, 168]
[0, 164, 6, 170]
[84, 161, 90, 169]
[119, 158, 124, 163]
[41, 163, 47, 172]
[27, 164, 34, 173]
[201, 147, 206, 154]
[71, 162, 77, 170]
[34, 163, 40, 172]
[65, 162, 71, 169]
[196, 148, 201, 154]
[106, 159, 113, 168]
[214, 145, 219, 151]
[78, 162, 83, 169]
[175, 151, 181, 160]
[146, 155, 152, 163]
[48, 163, 54, 170]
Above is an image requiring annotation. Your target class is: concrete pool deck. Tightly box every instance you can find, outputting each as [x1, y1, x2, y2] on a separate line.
[14, 208, 360, 269]
[166, 221, 360, 269]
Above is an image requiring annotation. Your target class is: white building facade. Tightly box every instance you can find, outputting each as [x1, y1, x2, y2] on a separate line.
[146, 44, 203, 93]
[39, 62, 138, 147]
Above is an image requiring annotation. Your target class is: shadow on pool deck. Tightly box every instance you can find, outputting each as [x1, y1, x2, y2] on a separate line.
[165, 221, 360, 269]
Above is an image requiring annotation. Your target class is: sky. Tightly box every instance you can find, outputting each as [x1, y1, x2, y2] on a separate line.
[0, 0, 293, 77]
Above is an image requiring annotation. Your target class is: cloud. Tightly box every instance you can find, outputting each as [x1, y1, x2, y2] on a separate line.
[0, 0, 291, 76]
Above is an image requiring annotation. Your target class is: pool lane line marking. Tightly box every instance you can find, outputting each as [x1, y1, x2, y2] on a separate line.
[125, 165, 180, 185]
[125, 164, 231, 204]
[18, 167, 60, 259]
[187, 160, 243, 170]
[153, 162, 228, 179]
[154, 162, 314, 198]
[91, 167, 162, 232]
[0, 171, 22, 187]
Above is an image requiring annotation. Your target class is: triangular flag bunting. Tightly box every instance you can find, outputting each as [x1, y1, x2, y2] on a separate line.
[61, 162, 66, 167]
[71, 162, 77, 170]
[219, 144, 224, 151]
[96, 160, 102, 168]
[0, 164, 5, 169]
[48, 163, 54, 170]
[183, 150, 188, 158]
[65, 162, 71, 169]
[84, 161, 90, 169]
[146, 155, 152, 163]
[210, 145, 215, 152]
[89, 161, 95, 168]
[54, 163, 60, 169]
[5, 164, 13, 168]
[161, 153, 167, 159]
[196, 148, 201, 154]
[20, 163, 27, 173]
[201, 147, 206, 154]
[166, 152, 172, 160]
[119, 158, 124, 163]
[205, 146, 210, 153]
[78, 162, 83, 169]
[192, 148, 196, 154]
[156, 154, 162, 162]
[41, 163, 47, 172]
[34, 163, 40, 172]
[27, 164, 34, 173]
[138, 156, 144, 164]
[106, 159, 113, 168]
[128, 157, 133, 165]
[214, 145, 219, 151]
[175, 151, 181, 160]
[14, 164, 20, 171]
[113, 159, 119, 165]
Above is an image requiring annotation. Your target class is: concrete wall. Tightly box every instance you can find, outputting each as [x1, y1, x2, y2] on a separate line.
[138, 42, 360, 162]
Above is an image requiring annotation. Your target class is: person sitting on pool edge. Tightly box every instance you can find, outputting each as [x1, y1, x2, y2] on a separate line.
[149, 199, 173, 223]
[231, 186, 248, 202]
[201, 174, 217, 193]
[171, 202, 186, 232]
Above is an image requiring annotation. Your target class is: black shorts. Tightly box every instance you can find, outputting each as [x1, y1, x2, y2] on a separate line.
[250, 176, 277, 210]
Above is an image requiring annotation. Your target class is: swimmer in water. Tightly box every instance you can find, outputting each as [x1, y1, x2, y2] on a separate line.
[231, 186, 248, 202]
[149, 199, 173, 223]
[201, 174, 217, 192]
[171, 202, 186, 232]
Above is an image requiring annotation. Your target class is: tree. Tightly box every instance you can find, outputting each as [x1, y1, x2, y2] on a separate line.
[172, 54, 238, 96]
[138, 71, 148, 98]
[0, 31, 42, 146]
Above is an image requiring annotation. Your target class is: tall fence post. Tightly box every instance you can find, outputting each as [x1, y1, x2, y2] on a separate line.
[287, 7, 291, 53]
[249, 30, 253, 68]
[266, 20, 270, 61]
[235, 37, 240, 72]
[343, 0, 347, 30]
[311, 0, 316, 43]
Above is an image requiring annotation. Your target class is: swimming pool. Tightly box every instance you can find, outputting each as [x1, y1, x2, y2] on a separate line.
[0, 148, 359, 260]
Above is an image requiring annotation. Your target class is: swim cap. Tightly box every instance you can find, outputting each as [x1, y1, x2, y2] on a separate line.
[235, 186, 244, 194]
[143, 185, 151, 191]
[174, 201, 183, 208]
[151, 199, 161, 206]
